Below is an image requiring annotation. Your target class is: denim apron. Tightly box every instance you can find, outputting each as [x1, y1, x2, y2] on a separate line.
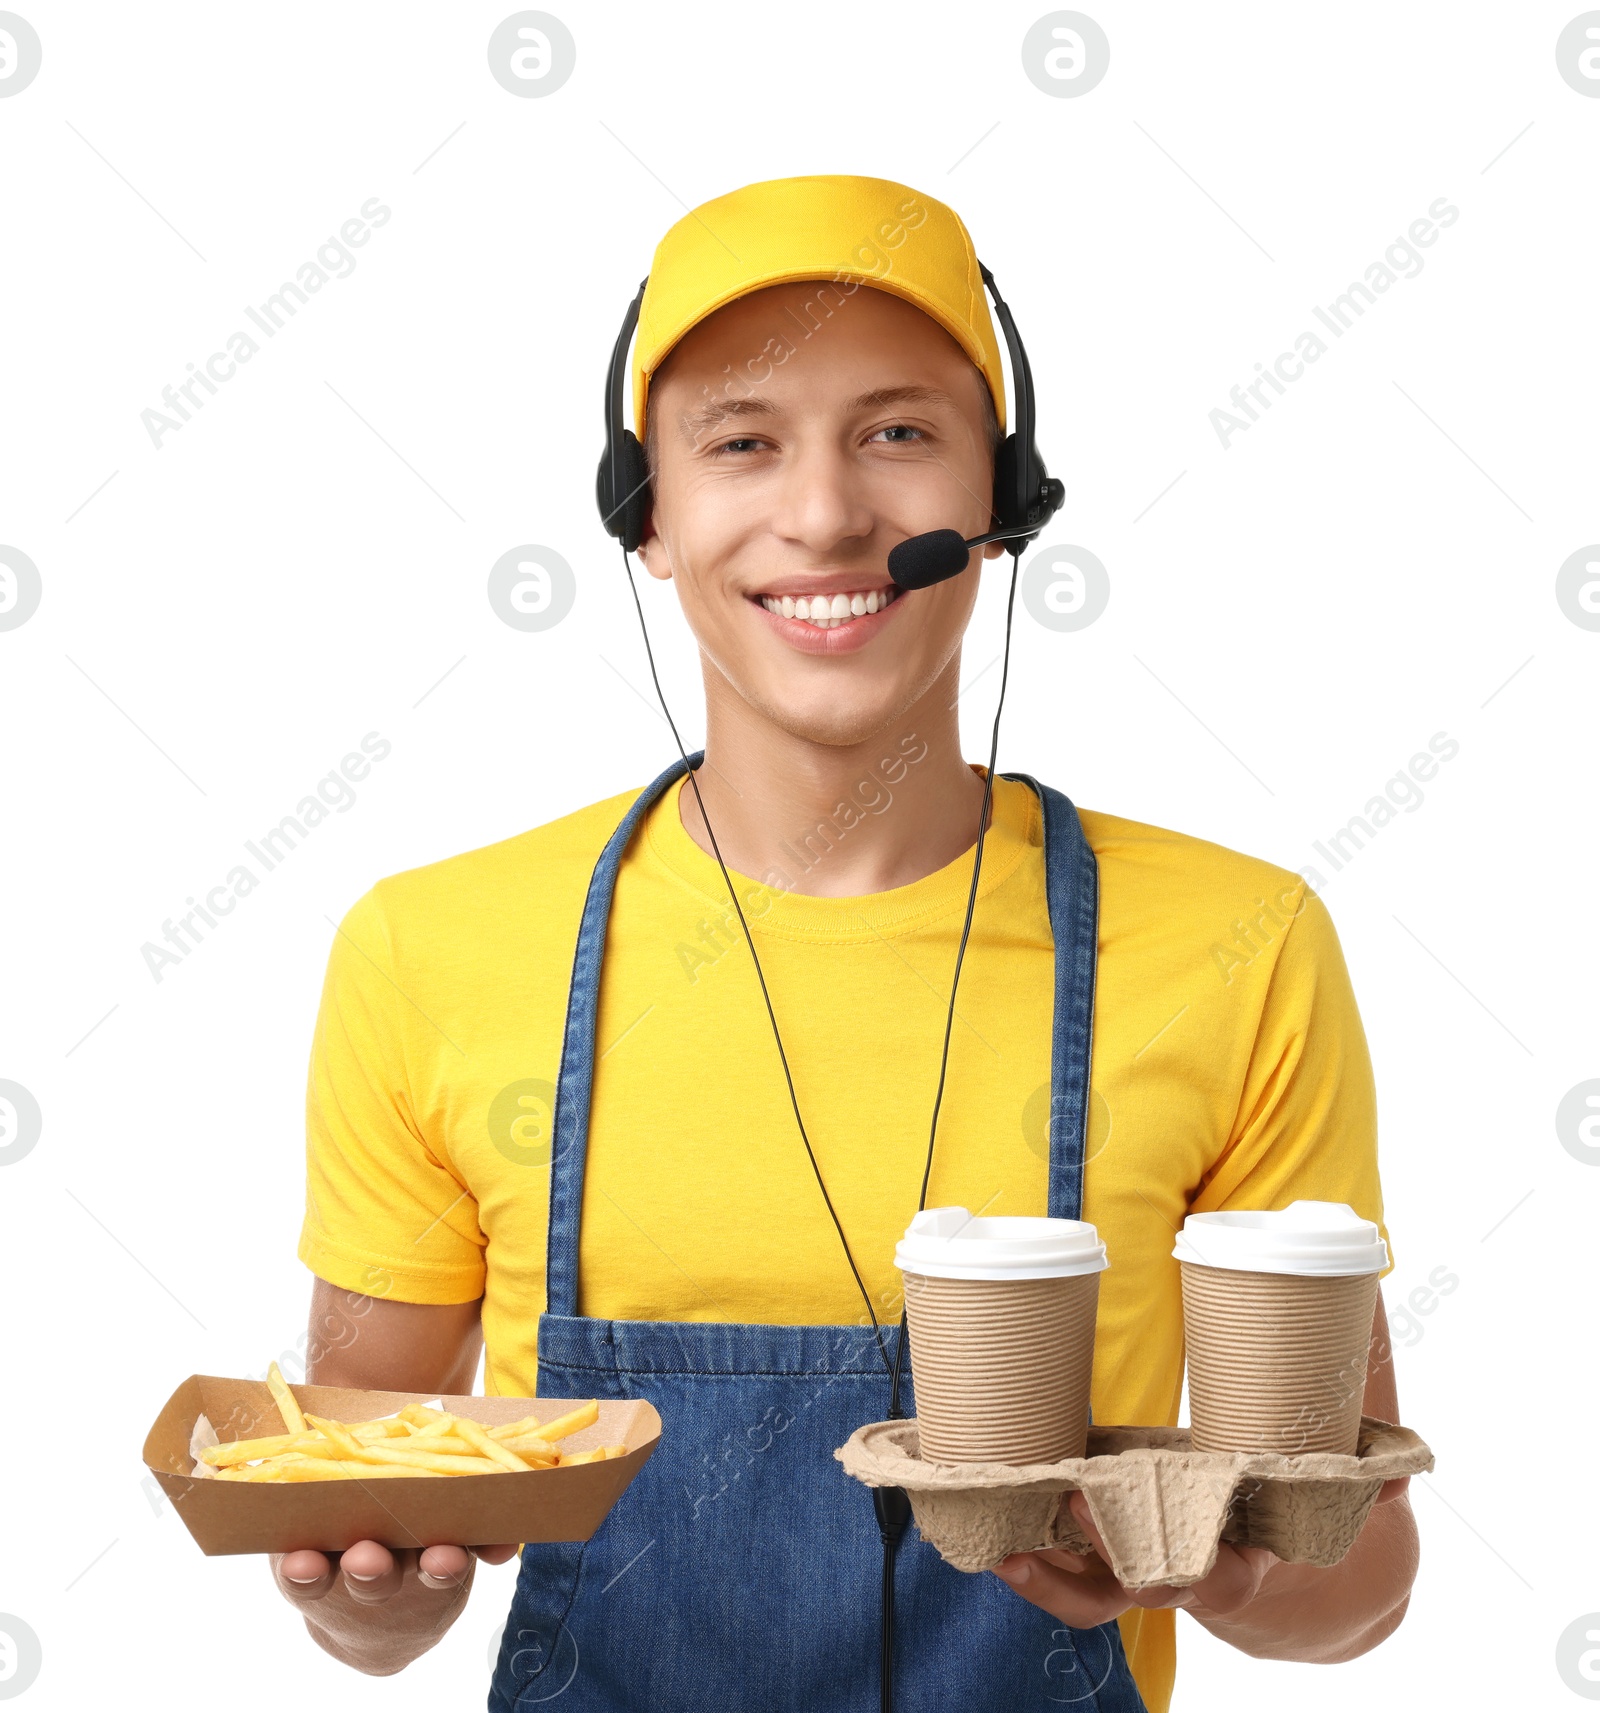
[489, 756, 1147, 1713]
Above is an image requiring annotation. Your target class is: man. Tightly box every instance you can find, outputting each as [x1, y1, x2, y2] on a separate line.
[272, 175, 1418, 1711]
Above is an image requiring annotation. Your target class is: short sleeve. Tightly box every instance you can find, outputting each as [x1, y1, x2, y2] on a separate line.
[297, 885, 486, 1303]
[1190, 886, 1394, 1278]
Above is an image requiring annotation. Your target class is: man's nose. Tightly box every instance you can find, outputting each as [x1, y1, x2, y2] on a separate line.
[768, 442, 876, 556]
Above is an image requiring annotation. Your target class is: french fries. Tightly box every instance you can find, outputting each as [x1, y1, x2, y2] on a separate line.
[200, 1361, 627, 1482]
[448, 1413, 533, 1473]
[561, 1446, 627, 1466]
[266, 1359, 306, 1435]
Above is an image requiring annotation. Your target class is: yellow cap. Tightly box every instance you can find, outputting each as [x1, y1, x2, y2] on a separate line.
[633, 174, 1006, 443]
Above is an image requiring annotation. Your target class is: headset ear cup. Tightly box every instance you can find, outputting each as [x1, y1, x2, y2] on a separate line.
[597, 430, 653, 551]
[618, 431, 651, 553]
[992, 433, 1023, 533]
[992, 431, 1054, 540]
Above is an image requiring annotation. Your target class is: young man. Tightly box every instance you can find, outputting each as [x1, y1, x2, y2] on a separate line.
[272, 176, 1418, 1711]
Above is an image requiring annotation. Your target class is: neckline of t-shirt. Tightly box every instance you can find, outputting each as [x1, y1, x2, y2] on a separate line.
[641, 766, 1040, 943]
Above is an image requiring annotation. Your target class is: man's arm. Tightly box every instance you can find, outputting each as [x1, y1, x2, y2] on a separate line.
[994, 1284, 1420, 1662]
[270, 1282, 519, 1676]
[305, 1278, 484, 1393]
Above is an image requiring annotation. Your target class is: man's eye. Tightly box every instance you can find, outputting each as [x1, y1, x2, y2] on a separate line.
[713, 437, 765, 455]
[871, 424, 925, 443]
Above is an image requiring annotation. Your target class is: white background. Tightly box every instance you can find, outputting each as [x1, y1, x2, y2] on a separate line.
[2, 1, 1597, 1707]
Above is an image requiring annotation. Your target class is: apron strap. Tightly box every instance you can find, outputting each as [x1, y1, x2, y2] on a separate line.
[544, 752, 699, 1318]
[1000, 773, 1100, 1223]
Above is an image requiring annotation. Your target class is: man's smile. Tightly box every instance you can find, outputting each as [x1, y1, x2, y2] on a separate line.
[751, 583, 900, 630]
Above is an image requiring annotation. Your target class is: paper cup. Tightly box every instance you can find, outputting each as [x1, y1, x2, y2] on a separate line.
[1174, 1201, 1387, 1456]
[896, 1207, 1108, 1466]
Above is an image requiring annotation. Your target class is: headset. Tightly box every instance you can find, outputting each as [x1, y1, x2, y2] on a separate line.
[594, 264, 1062, 1713]
[597, 263, 1064, 581]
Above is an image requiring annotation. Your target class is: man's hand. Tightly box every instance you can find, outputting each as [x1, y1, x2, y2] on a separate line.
[993, 1472, 1412, 1630]
[274, 1540, 518, 1675]
[270, 1283, 505, 1674]
[992, 1286, 1418, 1663]
[992, 1489, 1276, 1626]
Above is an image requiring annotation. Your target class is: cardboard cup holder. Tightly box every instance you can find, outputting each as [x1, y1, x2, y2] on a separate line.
[836, 1414, 1432, 1590]
[143, 1375, 661, 1556]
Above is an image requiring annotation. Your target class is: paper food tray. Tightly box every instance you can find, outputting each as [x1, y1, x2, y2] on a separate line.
[143, 1375, 660, 1556]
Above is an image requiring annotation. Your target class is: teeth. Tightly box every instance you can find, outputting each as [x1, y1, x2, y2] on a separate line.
[759, 587, 896, 629]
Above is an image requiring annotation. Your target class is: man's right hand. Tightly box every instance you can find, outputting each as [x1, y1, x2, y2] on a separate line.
[273, 1540, 519, 1675]
[273, 1284, 511, 1674]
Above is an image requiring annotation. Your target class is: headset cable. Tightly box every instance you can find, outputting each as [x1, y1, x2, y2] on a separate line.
[619, 541, 1024, 1713]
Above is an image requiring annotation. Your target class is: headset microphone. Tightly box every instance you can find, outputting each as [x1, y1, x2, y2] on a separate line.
[887, 495, 1065, 591]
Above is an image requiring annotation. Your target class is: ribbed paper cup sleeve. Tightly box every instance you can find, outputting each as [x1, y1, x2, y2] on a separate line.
[902, 1270, 1100, 1466]
[1180, 1263, 1378, 1455]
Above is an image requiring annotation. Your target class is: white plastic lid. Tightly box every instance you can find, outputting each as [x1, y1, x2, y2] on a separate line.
[894, 1206, 1109, 1281]
[1171, 1200, 1388, 1276]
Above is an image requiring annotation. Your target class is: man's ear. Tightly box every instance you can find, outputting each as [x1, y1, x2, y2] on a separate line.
[982, 540, 1008, 561]
[634, 509, 673, 581]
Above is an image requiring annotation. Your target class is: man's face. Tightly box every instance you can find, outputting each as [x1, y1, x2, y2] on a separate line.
[636, 280, 1004, 749]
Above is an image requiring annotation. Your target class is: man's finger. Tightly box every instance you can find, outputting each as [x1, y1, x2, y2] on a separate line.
[472, 1544, 521, 1568]
[1376, 1476, 1411, 1504]
[338, 1540, 404, 1604]
[274, 1549, 336, 1601]
[417, 1544, 473, 1589]
[1165, 1540, 1277, 1617]
[993, 1552, 1131, 1627]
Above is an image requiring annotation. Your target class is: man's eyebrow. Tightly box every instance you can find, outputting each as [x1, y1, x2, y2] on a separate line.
[678, 395, 780, 438]
[844, 384, 960, 414]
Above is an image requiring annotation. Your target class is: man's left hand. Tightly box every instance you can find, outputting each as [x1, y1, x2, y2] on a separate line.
[991, 1479, 1406, 1626]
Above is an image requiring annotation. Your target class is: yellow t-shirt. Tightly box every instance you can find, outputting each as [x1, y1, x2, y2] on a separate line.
[298, 770, 1392, 1713]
